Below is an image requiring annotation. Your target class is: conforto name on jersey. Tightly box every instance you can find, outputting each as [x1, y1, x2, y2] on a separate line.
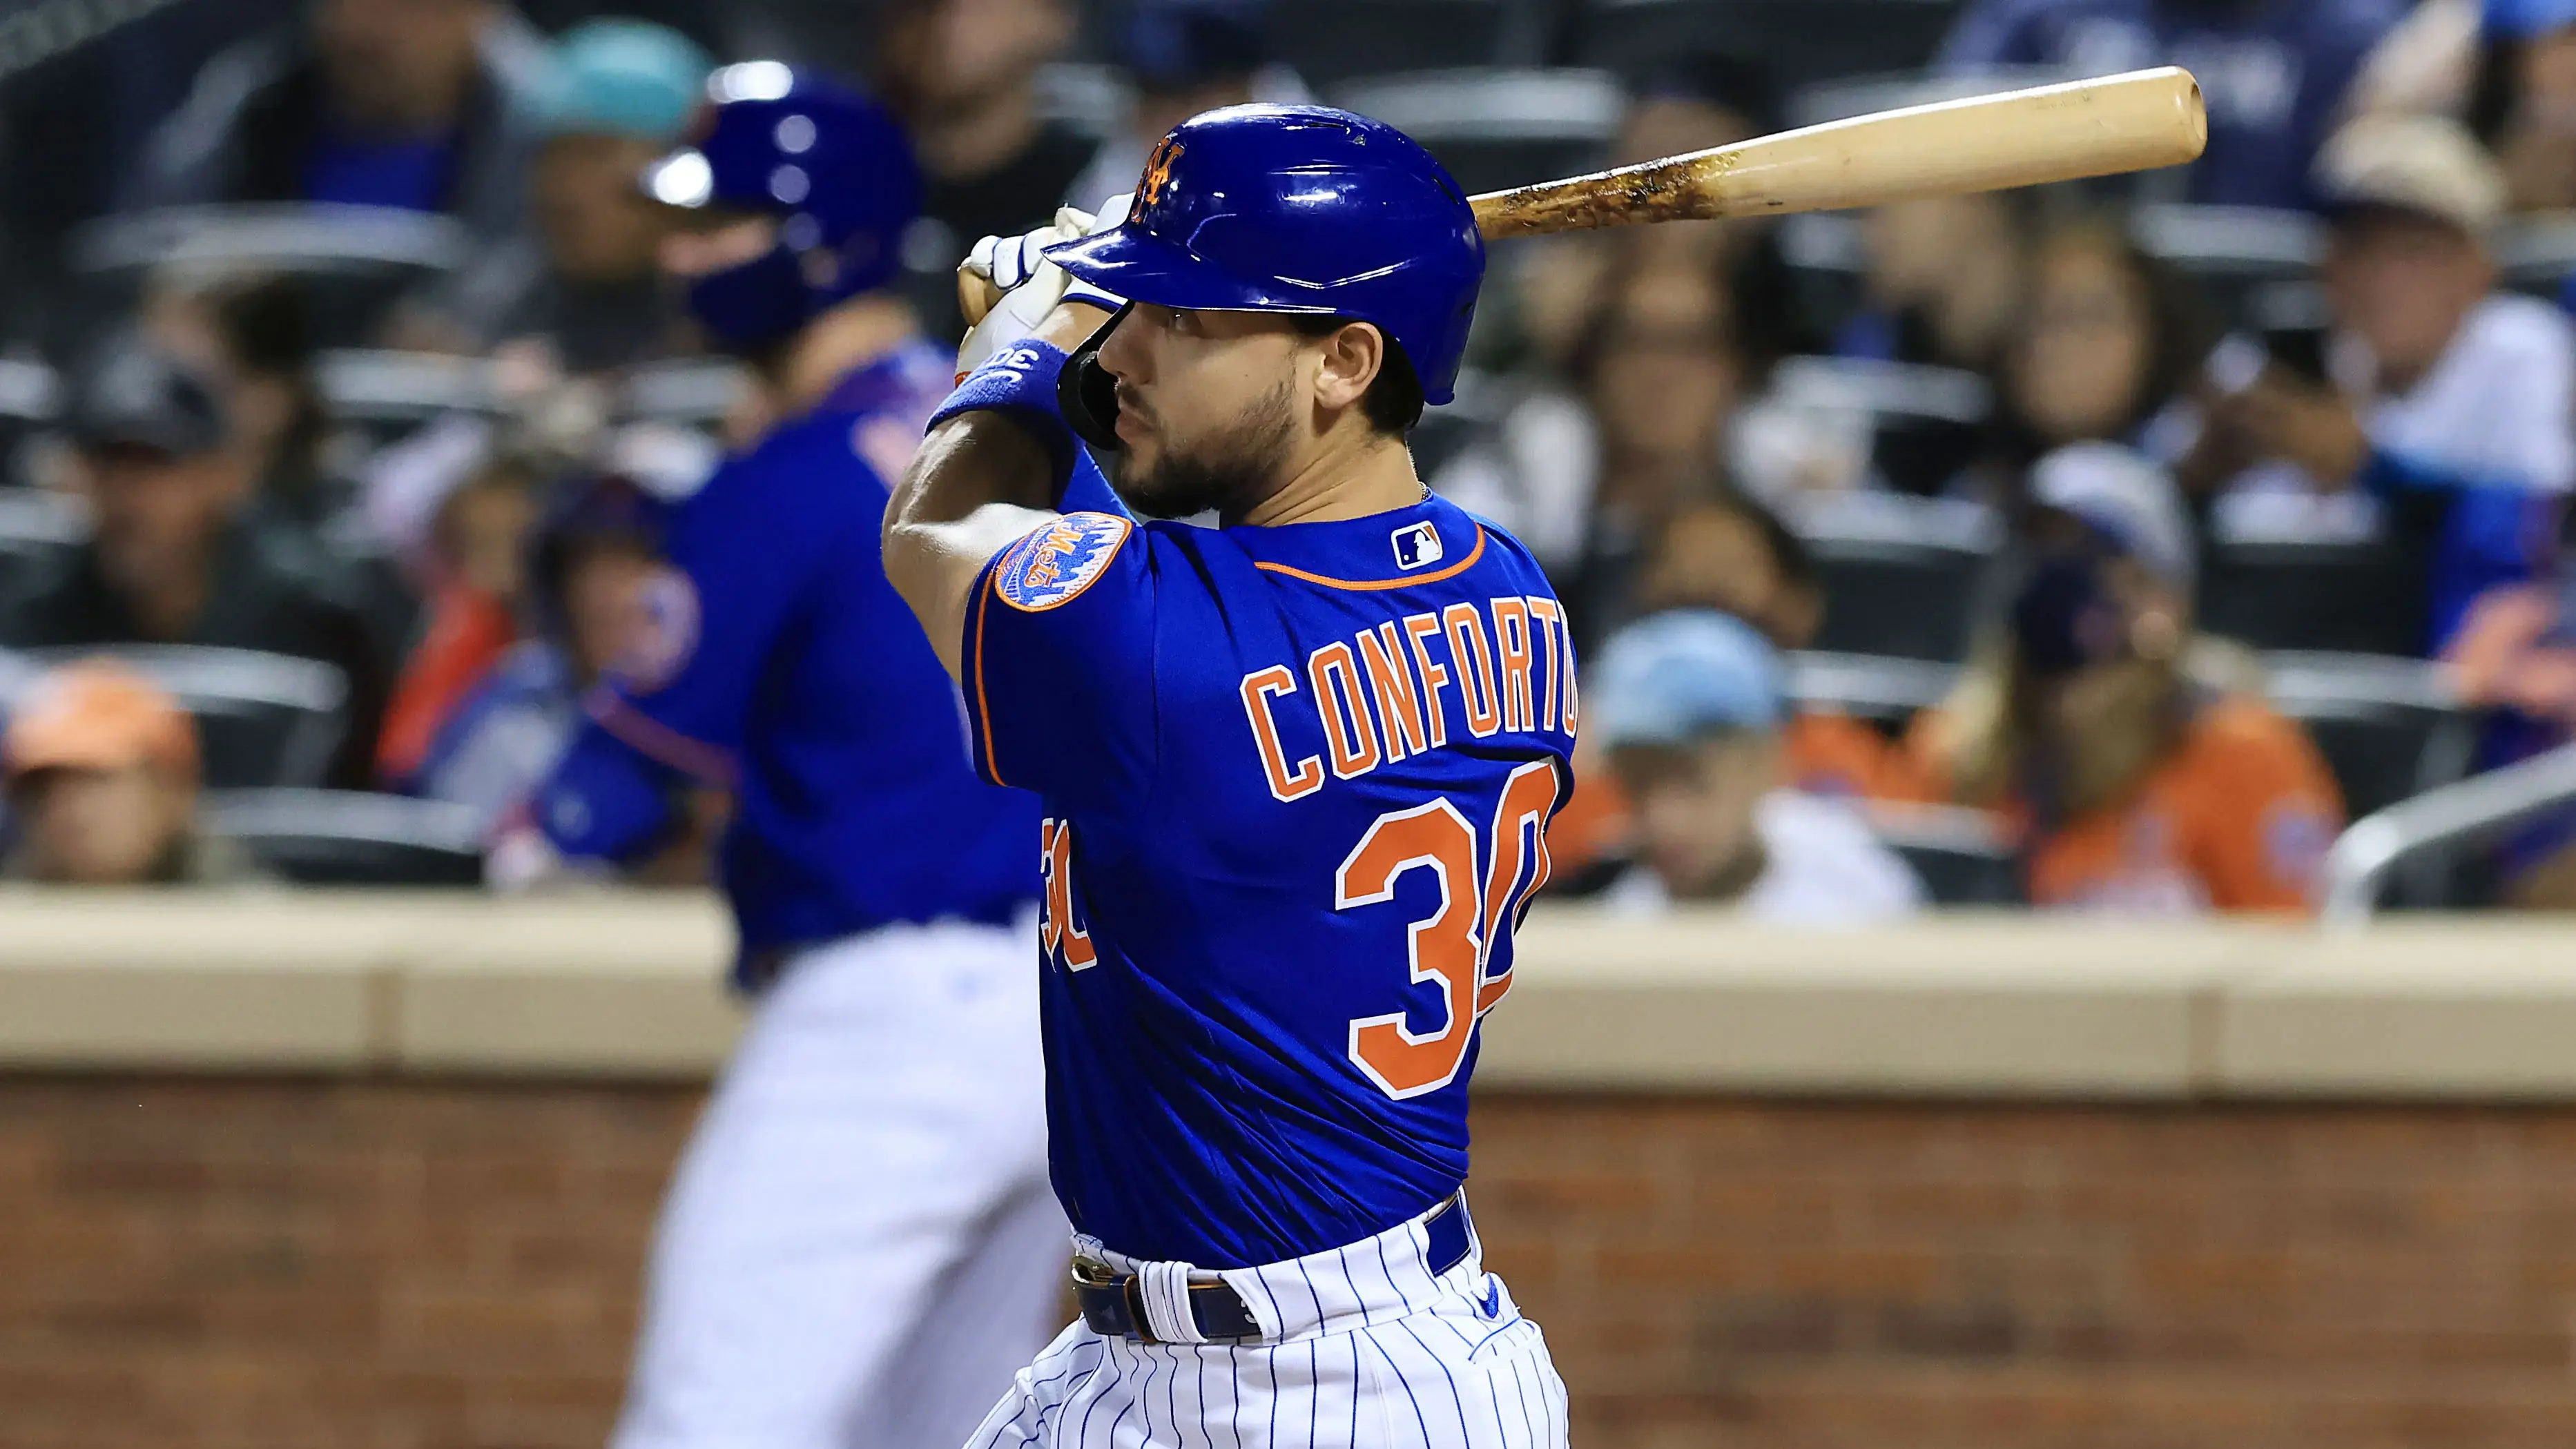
[1239, 593, 1577, 804]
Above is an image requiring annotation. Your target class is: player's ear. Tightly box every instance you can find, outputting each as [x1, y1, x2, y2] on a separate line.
[1309, 321, 1385, 417]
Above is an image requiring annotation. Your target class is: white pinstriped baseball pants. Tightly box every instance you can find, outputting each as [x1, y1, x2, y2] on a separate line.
[964, 1196, 1569, 1449]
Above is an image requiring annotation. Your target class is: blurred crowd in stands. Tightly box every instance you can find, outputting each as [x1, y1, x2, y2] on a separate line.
[3, 0, 2576, 917]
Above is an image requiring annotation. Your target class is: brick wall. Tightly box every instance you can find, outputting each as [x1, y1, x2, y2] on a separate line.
[8, 1079, 2576, 1448]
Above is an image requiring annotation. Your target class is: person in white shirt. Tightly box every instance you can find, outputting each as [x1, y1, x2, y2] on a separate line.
[2190, 112, 2575, 651]
[1588, 609, 1924, 923]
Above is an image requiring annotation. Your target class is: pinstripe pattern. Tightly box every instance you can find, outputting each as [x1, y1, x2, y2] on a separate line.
[965, 1198, 1566, 1449]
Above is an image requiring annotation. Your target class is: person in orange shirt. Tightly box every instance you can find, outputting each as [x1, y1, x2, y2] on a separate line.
[1910, 449, 2344, 912]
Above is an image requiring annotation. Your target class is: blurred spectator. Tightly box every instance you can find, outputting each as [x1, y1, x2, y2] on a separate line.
[127, 0, 545, 246]
[1587, 610, 1922, 922]
[400, 473, 665, 831]
[2364, 0, 2576, 210]
[394, 20, 713, 371]
[2475, 0, 2576, 208]
[146, 274, 340, 529]
[2446, 512, 2576, 908]
[1910, 450, 2343, 913]
[1989, 215, 2218, 489]
[1543, 489, 1934, 879]
[1442, 242, 1794, 610]
[1638, 493, 1933, 802]
[1833, 193, 2028, 376]
[1608, 57, 1783, 276]
[374, 454, 543, 787]
[2191, 115, 2572, 652]
[1066, 0, 1295, 215]
[874, 0, 1096, 338]
[1939, 0, 2411, 209]
[0, 337, 385, 787]
[1, 661, 255, 885]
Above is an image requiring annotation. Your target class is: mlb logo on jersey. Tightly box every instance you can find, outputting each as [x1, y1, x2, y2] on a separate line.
[1392, 521, 1444, 571]
[994, 511, 1132, 612]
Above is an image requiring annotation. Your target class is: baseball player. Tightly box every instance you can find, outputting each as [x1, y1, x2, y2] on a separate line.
[504, 68, 1065, 1449]
[884, 106, 1574, 1443]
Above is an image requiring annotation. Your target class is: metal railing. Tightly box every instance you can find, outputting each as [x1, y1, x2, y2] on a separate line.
[2319, 741, 2576, 926]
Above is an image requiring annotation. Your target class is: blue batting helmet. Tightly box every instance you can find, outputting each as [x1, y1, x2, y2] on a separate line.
[1045, 104, 1485, 405]
[641, 63, 920, 353]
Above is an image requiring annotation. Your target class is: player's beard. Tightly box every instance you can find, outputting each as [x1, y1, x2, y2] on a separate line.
[1106, 378, 1297, 522]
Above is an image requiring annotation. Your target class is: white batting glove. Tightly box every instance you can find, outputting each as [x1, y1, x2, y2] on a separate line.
[955, 195, 1132, 376]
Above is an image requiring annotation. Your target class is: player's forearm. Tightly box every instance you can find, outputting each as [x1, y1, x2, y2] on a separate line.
[887, 303, 1110, 677]
[884, 411, 1061, 678]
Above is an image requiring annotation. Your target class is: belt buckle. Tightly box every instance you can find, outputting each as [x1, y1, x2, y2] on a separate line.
[1069, 1256, 1118, 1289]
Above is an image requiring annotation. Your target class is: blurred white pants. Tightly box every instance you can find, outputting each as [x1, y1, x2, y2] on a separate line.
[612, 914, 1064, 1449]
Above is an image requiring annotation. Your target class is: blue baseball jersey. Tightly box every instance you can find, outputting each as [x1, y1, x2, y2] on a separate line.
[538, 342, 1038, 978]
[964, 487, 1574, 1268]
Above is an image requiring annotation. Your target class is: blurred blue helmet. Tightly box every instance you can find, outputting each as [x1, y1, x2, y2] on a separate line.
[1046, 104, 1485, 405]
[641, 63, 920, 354]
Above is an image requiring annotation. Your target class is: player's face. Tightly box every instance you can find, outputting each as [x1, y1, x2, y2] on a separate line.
[1092, 303, 1308, 520]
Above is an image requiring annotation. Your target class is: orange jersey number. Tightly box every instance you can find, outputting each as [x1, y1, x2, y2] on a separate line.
[1339, 761, 1556, 1100]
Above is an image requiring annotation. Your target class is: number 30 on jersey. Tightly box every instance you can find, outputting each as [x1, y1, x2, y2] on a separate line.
[1339, 759, 1557, 1100]
[1035, 759, 1557, 1105]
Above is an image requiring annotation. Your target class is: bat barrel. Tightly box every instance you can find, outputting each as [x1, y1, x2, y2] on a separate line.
[1470, 66, 2207, 240]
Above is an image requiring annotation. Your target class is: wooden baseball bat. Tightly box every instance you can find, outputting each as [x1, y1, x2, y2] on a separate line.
[958, 68, 2204, 324]
[1471, 66, 2205, 237]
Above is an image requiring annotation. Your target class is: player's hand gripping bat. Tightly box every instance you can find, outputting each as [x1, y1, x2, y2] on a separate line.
[959, 66, 2205, 325]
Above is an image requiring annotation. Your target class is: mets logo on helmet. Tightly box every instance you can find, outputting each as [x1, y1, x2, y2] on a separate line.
[994, 512, 1133, 612]
[1138, 136, 1186, 211]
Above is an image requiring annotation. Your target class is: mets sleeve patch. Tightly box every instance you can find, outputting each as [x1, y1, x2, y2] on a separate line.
[991, 511, 1133, 612]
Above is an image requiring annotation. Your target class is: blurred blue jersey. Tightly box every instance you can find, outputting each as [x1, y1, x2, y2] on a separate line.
[965, 489, 1575, 1268]
[538, 342, 1038, 979]
[1939, 0, 2407, 209]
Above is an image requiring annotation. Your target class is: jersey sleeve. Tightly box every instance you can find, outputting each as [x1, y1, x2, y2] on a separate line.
[532, 717, 686, 862]
[591, 448, 851, 775]
[2187, 711, 2346, 913]
[960, 507, 1161, 804]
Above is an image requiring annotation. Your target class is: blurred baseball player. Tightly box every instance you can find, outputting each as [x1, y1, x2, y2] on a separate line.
[885, 106, 1574, 1443]
[503, 67, 1064, 1449]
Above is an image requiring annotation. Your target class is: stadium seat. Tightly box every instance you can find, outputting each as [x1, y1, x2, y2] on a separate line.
[200, 788, 485, 886]
[315, 349, 500, 433]
[0, 487, 84, 592]
[1788, 67, 2074, 128]
[1862, 800, 2024, 906]
[2197, 537, 2427, 656]
[1330, 70, 1621, 198]
[2497, 211, 2576, 295]
[11, 644, 348, 789]
[2263, 652, 2473, 824]
[66, 205, 472, 349]
[2130, 204, 2323, 329]
[2129, 204, 2324, 278]
[1574, 0, 1966, 92]
[0, 355, 59, 489]
[1785, 649, 1957, 723]
[1274, 0, 1534, 90]
[1779, 489, 2001, 662]
[621, 359, 753, 430]
[1767, 355, 1993, 497]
